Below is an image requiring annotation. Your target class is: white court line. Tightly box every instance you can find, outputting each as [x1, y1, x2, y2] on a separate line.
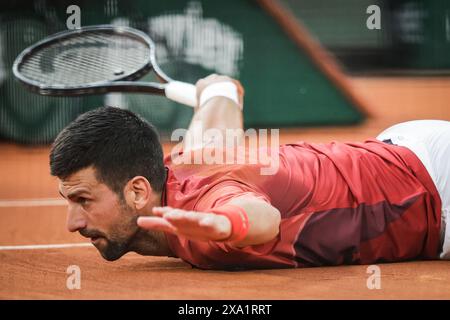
[0, 199, 88, 251]
[0, 198, 66, 207]
[0, 243, 92, 250]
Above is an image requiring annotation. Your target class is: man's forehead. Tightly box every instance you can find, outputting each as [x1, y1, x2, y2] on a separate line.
[59, 167, 100, 192]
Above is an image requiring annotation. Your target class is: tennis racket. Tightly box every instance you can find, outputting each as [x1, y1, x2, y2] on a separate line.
[12, 25, 198, 107]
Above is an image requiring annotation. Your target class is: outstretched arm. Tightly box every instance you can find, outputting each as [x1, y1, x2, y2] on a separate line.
[181, 74, 245, 152]
[145, 75, 282, 247]
[137, 197, 281, 248]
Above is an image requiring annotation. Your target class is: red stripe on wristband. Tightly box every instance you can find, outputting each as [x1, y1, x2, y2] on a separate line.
[209, 204, 249, 243]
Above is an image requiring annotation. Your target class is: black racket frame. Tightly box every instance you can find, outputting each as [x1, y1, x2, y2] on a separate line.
[12, 25, 174, 96]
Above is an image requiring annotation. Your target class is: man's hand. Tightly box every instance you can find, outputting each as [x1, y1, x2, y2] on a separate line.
[137, 197, 281, 247]
[137, 207, 232, 242]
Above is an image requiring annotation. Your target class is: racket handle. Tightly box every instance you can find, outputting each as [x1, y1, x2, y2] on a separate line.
[165, 81, 197, 107]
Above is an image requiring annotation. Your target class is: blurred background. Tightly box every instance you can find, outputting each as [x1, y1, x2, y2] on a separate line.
[0, 0, 449, 144]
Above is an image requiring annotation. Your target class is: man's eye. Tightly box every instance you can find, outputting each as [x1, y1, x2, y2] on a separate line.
[78, 197, 89, 205]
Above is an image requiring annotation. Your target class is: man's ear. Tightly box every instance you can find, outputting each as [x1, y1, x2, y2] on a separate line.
[123, 176, 153, 210]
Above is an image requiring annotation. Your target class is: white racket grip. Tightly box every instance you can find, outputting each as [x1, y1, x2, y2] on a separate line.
[165, 81, 197, 107]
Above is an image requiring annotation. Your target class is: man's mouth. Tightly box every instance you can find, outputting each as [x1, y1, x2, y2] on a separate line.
[80, 230, 104, 243]
[90, 236, 102, 244]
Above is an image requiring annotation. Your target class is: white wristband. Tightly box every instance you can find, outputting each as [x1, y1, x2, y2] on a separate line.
[199, 82, 241, 110]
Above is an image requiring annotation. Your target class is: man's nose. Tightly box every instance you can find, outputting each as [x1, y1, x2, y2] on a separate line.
[66, 204, 87, 232]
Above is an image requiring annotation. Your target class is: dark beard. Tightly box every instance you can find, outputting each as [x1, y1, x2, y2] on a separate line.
[99, 238, 130, 261]
[99, 221, 141, 261]
[97, 202, 140, 261]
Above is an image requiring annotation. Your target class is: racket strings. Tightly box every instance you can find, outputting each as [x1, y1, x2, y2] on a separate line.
[23, 34, 146, 81]
[22, 34, 147, 84]
[18, 32, 150, 86]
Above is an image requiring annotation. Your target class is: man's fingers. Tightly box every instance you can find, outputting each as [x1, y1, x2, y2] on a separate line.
[152, 206, 173, 216]
[137, 216, 177, 234]
[164, 212, 205, 231]
[138, 211, 231, 242]
[144, 206, 232, 242]
[161, 210, 218, 232]
[152, 207, 205, 226]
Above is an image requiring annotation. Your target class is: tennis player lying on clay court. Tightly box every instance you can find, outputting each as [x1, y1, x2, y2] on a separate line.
[50, 74, 450, 270]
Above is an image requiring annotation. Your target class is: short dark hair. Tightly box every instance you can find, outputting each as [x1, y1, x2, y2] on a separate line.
[50, 106, 165, 195]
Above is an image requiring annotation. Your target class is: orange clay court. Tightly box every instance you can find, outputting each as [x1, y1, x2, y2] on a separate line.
[1, 77, 449, 299]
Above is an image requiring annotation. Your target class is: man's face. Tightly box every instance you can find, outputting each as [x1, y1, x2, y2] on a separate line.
[59, 166, 139, 261]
